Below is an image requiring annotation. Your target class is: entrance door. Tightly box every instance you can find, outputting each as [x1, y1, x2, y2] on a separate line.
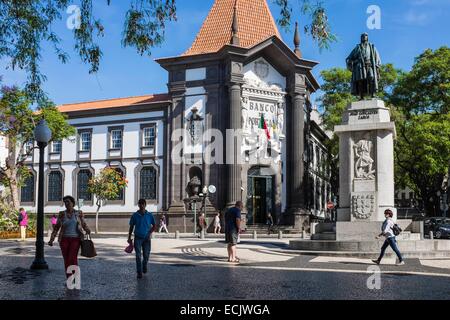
[253, 177, 267, 224]
[247, 167, 274, 225]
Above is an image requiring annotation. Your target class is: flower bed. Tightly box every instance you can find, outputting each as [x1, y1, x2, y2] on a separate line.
[0, 230, 36, 239]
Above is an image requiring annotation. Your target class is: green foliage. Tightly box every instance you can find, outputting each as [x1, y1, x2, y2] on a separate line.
[88, 168, 128, 206]
[275, 0, 337, 50]
[0, 86, 75, 206]
[319, 68, 354, 131]
[0, 193, 18, 231]
[390, 46, 450, 116]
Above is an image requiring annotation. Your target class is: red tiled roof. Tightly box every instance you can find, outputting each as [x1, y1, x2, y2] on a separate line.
[57, 94, 170, 113]
[183, 0, 281, 56]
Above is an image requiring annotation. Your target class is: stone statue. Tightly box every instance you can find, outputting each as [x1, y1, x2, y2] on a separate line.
[241, 97, 249, 132]
[354, 139, 375, 180]
[346, 33, 381, 100]
[277, 105, 284, 135]
[186, 175, 201, 198]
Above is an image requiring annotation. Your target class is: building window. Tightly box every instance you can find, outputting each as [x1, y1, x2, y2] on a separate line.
[110, 168, 124, 201]
[77, 170, 92, 201]
[143, 126, 156, 147]
[51, 140, 62, 153]
[48, 171, 63, 202]
[80, 132, 92, 151]
[21, 174, 35, 203]
[140, 167, 157, 200]
[110, 130, 122, 150]
[409, 192, 414, 199]
[25, 141, 34, 154]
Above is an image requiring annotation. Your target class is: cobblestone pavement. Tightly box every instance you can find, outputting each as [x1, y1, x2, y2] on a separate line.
[1, 237, 449, 300]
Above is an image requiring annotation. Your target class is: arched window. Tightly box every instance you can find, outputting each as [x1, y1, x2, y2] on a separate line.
[77, 170, 92, 201]
[48, 171, 63, 202]
[21, 174, 35, 203]
[140, 167, 157, 200]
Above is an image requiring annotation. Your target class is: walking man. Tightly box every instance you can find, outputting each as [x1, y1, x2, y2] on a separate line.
[225, 201, 243, 263]
[128, 199, 156, 279]
[372, 209, 405, 266]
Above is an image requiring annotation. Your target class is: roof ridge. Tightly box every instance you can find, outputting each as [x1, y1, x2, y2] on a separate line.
[183, 0, 281, 57]
[58, 93, 168, 107]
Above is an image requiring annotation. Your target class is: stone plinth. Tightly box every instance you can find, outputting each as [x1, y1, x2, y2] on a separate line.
[334, 99, 397, 222]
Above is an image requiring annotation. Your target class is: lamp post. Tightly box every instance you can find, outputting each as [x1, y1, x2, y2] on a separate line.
[30, 119, 51, 270]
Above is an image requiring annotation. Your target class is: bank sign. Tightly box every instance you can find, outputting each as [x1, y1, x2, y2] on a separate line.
[244, 99, 278, 130]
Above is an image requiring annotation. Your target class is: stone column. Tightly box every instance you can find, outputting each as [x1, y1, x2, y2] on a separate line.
[285, 74, 309, 227]
[226, 82, 242, 207]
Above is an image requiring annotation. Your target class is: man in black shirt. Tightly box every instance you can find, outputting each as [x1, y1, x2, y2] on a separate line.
[225, 201, 243, 263]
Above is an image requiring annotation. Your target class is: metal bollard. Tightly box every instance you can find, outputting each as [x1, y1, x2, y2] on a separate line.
[175, 230, 180, 239]
[429, 231, 434, 240]
[302, 230, 306, 239]
[278, 230, 283, 239]
[200, 230, 205, 239]
[253, 230, 257, 240]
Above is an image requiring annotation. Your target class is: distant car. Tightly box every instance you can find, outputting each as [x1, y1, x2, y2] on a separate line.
[424, 218, 450, 239]
[434, 221, 450, 239]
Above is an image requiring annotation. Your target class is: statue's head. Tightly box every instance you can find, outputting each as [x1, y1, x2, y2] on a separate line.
[361, 33, 369, 44]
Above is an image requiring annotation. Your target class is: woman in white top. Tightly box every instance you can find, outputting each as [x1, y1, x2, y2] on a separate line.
[373, 209, 405, 265]
[214, 213, 221, 234]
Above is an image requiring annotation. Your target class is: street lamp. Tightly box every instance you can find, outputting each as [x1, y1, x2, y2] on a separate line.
[198, 185, 216, 237]
[30, 119, 51, 270]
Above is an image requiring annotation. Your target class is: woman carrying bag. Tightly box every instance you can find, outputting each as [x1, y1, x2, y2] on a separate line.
[48, 195, 94, 278]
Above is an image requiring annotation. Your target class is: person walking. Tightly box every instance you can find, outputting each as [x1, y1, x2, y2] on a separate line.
[128, 199, 156, 279]
[48, 196, 91, 278]
[158, 213, 169, 234]
[372, 209, 405, 266]
[213, 213, 221, 234]
[18, 208, 28, 241]
[225, 201, 243, 263]
[48, 213, 58, 237]
[266, 212, 274, 235]
[197, 212, 207, 238]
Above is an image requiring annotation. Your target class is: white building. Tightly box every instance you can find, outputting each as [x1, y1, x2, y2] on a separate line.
[18, 95, 169, 226]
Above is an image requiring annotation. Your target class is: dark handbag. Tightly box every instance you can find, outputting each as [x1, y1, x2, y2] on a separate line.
[80, 234, 97, 258]
[392, 224, 402, 236]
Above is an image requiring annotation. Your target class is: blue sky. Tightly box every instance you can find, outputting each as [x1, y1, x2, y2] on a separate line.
[1, 0, 449, 106]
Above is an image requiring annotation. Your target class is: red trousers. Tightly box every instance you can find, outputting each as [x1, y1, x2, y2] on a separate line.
[60, 237, 81, 277]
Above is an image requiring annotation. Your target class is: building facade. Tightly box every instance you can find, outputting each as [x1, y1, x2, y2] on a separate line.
[13, 0, 333, 231]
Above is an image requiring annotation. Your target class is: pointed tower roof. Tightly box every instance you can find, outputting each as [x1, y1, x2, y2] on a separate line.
[183, 0, 281, 56]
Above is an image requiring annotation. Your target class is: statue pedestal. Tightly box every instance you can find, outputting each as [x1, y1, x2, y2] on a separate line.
[335, 99, 397, 222]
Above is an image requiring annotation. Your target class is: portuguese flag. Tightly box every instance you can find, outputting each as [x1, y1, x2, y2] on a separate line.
[259, 114, 271, 140]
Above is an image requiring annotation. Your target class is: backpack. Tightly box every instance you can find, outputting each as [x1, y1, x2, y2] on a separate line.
[391, 224, 402, 236]
[18, 213, 23, 224]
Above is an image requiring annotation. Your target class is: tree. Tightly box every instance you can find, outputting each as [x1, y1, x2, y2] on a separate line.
[0, 86, 76, 210]
[389, 47, 450, 215]
[0, 0, 335, 102]
[88, 167, 128, 234]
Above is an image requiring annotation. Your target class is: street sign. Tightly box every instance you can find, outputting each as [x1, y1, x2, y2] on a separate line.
[327, 202, 334, 210]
